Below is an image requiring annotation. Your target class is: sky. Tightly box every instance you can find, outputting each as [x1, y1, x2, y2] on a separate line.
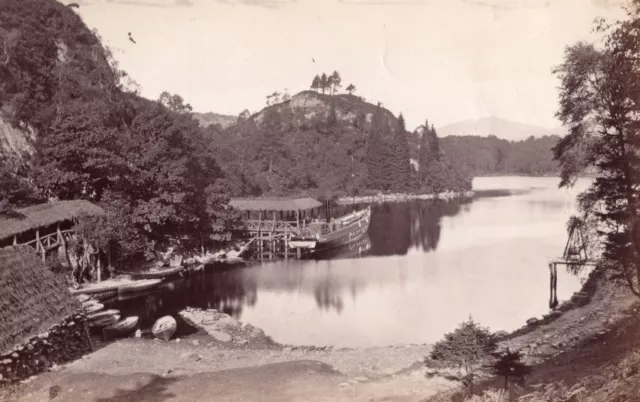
[71, 0, 626, 130]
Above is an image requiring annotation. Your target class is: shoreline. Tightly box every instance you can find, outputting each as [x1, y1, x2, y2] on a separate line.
[336, 190, 475, 205]
[5, 264, 636, 401]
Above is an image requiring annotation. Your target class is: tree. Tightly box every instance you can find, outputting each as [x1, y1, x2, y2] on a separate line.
[390, 113, 411, 191]
[0, 157, 41, 214]
[346, 83, 356, 95]
[320, 73, 328, 94]
[490, 348, 532, 389]
[311, 75, 321, 92]
[427, 316, 498, 386]
[553, 5, 640, 297]
[418, 120, 430, 182]
[365, 104, 386, 190]
[158, 91, 193, 114]
[429, 124, 440, 161]
[329, 70, 342, 94]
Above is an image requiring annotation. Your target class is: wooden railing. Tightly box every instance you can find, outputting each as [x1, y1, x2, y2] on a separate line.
[245, 219, 299, 233]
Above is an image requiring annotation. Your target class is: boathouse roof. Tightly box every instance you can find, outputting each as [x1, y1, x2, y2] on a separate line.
[0, 200, 105, 241]
[229, 197, 322, 212]
[0, 245, 80, 354]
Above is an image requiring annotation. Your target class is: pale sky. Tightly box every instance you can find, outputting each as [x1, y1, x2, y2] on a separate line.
[72, 0, 625, 130]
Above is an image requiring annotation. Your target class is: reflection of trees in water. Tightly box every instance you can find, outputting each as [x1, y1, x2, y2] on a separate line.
[313, 277, 345, 313]
[110, 269, 258, 326]
[368, 199, 471, 256]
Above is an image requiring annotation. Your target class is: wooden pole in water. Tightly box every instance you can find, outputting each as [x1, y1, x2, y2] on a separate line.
[284, 226, 288, 259]
[549, 262, 558, 309]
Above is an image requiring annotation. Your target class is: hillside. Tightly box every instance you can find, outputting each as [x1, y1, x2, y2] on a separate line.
[208, 90, 471, 198]
[437, 117, 567, 141]
[0, 0, 239, 267]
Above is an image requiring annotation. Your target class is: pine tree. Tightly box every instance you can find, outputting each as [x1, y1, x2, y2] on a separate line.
[418, 120, 430, 183]
[390, 113, 411, 191]
[311, 75, 320, 92]
[346, 83, 356, 95]
[429, 124, 441, 161]
[365, 104, 386, 190]
[330, 71, 342, 94]
[320, 73, 328, 94]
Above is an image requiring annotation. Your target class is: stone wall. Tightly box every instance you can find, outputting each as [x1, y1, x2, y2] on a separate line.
[0, 311, 91, 383]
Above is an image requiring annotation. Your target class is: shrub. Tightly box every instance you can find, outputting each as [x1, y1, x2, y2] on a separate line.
[427, 316, 498, 386]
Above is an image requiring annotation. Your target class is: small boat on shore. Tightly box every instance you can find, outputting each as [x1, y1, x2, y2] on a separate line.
[70, 286, 119, 301]
[117, 279, 162, 295]
[152, 316, 177, 341]
[103, 316, 139, 336]
[83, 302, 104, 314]
[90, 314, 121, 328]
[122, 266, 185, 280]
[76, 294, 91, 303]
[88, 309, 120, 321]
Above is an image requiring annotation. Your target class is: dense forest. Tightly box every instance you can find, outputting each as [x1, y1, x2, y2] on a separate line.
[439, 135, 561, 176]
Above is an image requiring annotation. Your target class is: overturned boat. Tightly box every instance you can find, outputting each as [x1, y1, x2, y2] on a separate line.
[152, 315, 177, 341]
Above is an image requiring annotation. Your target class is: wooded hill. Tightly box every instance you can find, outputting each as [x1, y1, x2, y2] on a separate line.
[203, 90, 472, 199]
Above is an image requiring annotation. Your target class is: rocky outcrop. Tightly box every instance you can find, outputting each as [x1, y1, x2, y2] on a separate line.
[179, 307, 275, 347]
[0, 312, 92, 383]
[0, 113, 35, 159]
[192, 112, 238, 129]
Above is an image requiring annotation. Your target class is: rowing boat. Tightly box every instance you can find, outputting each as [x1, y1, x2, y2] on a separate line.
[83, 302, 104, 314]
[117, 279, 162, 295]
[88, 309, 120, 321]
[103, 316, 139, 336]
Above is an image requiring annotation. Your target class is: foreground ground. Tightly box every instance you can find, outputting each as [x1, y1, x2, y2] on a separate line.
[2, 273, 638, 402]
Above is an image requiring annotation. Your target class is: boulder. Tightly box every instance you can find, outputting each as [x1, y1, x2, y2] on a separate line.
[526, 317, 539, 326]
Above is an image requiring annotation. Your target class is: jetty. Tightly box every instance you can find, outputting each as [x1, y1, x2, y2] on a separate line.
[230, 197, 323, 259]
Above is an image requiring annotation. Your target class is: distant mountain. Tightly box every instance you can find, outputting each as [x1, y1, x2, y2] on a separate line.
[437, 117, 567, 141]
[192, 112, 238, 129]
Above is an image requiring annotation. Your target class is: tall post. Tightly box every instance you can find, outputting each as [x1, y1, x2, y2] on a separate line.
[36, 229, 45, 262]
[13, 236, 17, 246]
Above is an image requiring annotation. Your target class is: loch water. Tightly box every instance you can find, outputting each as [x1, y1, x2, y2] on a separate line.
[110, 176, 592, 348]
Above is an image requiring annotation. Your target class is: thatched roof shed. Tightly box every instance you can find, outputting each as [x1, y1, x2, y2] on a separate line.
[0, 200, 105, 242]
[0, 245, 80, 354]
[229, 197, 322, 212]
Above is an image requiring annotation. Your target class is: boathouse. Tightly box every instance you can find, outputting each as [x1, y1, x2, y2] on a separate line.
[0, 245, 91, 381]
[0, 200, 105, 262]
[229, 197, 323, 259]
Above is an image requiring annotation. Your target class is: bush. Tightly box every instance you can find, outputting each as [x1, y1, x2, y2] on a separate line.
[427, 316, 498, 386]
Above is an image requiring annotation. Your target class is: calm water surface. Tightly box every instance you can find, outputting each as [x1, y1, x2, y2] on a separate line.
[113, 176, 592, 348]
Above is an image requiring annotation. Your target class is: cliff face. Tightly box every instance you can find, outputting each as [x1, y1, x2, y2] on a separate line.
[0, 114, 35, 159]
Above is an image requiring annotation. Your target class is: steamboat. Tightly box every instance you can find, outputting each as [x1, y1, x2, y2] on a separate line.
[289, 206, 371, 253]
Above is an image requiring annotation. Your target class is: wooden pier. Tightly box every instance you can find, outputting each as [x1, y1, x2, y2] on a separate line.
[230, 197, 323, 260]
[548, 218, 597, 309]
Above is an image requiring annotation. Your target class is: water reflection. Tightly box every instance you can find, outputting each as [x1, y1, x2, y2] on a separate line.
[367, 199, 471, 255]
[109, 268, 259, 328]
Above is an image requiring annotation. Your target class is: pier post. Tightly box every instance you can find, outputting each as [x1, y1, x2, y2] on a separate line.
[549, 262, 558, 309]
